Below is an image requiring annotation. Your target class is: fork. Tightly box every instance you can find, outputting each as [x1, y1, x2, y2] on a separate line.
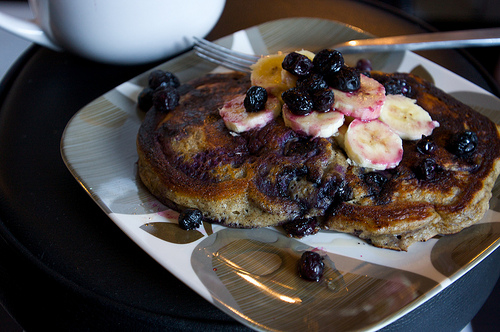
[193, 37, 259, 73]
[193, 27, 500, 72]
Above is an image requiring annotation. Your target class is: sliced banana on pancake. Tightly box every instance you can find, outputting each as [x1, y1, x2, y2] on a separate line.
[344, 119, 403, 170]
[333, 74, 386, 121]
[282, 104, 344, 138]
[379, 94, 440, 140]
[219, 94, 282, 133]
[250, 53, 292, 100]
[334, 123, 348, 150]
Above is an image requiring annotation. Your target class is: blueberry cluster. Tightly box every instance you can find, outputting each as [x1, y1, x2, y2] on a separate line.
[281, 49, 366, 116]
[413, 131, 478, 181]
[137, 69, 181, 113]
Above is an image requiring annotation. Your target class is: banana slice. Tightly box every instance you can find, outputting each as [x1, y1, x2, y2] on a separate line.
[251, 53, 292, 100]
[283, 104, 344, 138]
[334, 123, 348, 150]
[333, 74, 386, 121]
[379, 94, 440, 140]
[219, 94, 282, 133]
[344, 119, 403, 170]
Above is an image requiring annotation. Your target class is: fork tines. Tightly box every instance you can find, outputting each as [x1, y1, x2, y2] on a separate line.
[193, 37, 259, 73]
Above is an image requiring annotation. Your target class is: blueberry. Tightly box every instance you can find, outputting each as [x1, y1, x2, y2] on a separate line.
[313, 49, 344, 76]
[282, 87, 313, 115]
[283, 138, 318, 157]
[298, 251, 324, 282]
[449, 131, 478, 157]
[153, 85, 180, 113]
[148, 70, 180, 89]
[282, 52, 313, 77]
[334, 180, 352, 203]
[274, 166, 308, 198]
[363, 172, 387, 195]
[137, 87, 154, 111]
[416, 136, 437, 155]
[383, 78, 412, 96]
[416, 158, 437, 180]
[355, 58, 373, 77]
[311, 88, 334, 112]
[325, 66, 360, 92]
[364, 172, 387, 187]
[296, 73, 329, 93]
[356, 58, 373, 72]
[283, 218, 319, 238]
[244, 86, 268, 112]
[178, 208, 203, 230]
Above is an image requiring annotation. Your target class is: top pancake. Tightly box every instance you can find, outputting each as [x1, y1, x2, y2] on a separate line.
[137, 71, 500, 250]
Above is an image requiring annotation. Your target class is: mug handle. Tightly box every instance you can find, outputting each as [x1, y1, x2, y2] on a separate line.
[0, 10, 62, 51]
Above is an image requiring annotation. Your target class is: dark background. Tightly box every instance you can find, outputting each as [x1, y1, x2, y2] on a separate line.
[383, 0, 500, 86]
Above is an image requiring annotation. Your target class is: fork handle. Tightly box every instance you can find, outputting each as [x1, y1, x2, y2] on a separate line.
[334, 28, 500, 53]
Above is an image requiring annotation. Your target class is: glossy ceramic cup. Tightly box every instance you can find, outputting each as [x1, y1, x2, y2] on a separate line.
[0, 0, 226, 65]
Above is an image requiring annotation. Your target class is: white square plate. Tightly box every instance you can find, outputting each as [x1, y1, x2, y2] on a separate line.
[61, 18, 500, 331]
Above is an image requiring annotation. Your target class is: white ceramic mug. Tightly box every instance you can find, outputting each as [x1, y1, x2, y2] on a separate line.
[0, 0, 226, 65]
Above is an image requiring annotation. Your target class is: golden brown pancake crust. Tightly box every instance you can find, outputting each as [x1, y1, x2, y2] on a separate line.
[137, 71, 500, 250]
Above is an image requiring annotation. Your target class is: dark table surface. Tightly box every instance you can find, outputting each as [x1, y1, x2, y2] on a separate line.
[0, 0, 499, 331]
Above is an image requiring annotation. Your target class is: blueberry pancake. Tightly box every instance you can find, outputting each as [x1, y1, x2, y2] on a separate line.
[137, 50, 500, 250]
